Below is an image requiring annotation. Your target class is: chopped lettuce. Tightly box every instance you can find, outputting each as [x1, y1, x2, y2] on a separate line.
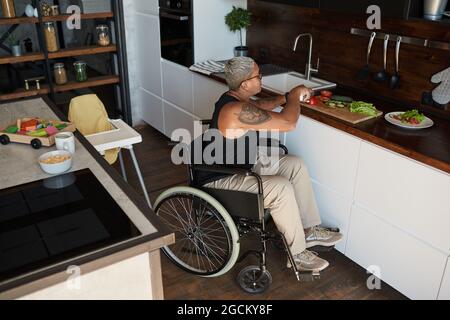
[349, 101, 378, 116]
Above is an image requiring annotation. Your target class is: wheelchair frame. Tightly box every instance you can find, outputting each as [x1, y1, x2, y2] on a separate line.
[155, 120, 319, 293]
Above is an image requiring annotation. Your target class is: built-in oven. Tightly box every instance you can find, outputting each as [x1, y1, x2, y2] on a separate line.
[159, 0, 194, 68]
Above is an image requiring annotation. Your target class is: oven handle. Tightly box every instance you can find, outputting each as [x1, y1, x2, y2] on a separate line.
[160, 12, 190, 21]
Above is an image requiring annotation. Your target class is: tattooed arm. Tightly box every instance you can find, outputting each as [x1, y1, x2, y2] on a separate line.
[217, 86, 311, 134]
[218, 100, 301, 133]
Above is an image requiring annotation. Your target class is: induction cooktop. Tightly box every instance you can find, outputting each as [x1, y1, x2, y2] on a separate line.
[0, 169, 142, 283]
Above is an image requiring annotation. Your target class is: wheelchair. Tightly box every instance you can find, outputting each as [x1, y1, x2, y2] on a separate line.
[154, 121, 321, 294]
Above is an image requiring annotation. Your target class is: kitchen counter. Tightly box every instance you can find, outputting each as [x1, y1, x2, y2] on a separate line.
[203, 71, 450, 174]
[0, 98, 174, 299]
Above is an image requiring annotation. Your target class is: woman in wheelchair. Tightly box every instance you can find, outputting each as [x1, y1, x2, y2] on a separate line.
[154, 57, 342, 293]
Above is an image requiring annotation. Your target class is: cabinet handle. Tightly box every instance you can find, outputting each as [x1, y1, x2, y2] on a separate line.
[160, 12, 189, 21]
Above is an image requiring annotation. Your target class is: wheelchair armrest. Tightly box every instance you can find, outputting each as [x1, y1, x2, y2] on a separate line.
[192, 164, 264, 195]
[192, 164, 252, 176]
[280, 144, 289, 155]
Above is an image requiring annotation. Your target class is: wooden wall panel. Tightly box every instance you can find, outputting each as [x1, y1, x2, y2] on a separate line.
[247, 0, 450, 116]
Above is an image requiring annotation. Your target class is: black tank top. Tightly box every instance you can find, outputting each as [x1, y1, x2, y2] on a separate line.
[191, 92, 258, 186]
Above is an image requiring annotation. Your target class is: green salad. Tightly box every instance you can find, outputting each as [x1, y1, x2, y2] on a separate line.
[391, 109, 425, 125]
[349, 101, 379, 116]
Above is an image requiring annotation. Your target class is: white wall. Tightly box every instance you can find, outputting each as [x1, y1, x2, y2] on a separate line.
[193, 0, 247, 62]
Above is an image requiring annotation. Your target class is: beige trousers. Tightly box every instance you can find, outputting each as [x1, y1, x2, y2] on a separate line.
[204, 154, 321, 256]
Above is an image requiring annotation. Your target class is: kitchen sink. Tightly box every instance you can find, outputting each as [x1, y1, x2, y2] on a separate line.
[261, 72, 336, 94]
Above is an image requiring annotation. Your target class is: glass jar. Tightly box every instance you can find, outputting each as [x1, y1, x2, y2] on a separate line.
[54, 63, 67, 85]
[43, 22, 59, 52]
[96, 25, 110, 46]
[73, 61, 88, 82]
[1, 0, 16, 18]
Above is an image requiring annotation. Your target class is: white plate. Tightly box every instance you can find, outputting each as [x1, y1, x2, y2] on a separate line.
[385, 112, 434, 129]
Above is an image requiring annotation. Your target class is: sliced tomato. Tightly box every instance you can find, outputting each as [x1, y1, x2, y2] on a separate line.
[320, 90, 333, 98]
[320, 96, 330, 102]
[410, 118, 420, 125]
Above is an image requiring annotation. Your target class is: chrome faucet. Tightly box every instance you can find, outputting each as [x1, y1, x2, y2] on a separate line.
[293, 33, 320, 81]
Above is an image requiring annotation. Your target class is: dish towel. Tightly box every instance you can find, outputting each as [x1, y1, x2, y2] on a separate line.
[189, 60, 226, 75]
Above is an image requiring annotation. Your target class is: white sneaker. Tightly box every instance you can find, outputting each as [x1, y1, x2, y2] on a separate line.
[305, 226, 343, 248]
[287, 250, 329, 272]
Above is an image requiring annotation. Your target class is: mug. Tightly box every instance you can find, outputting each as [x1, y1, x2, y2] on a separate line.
[55, 132, 75, 154]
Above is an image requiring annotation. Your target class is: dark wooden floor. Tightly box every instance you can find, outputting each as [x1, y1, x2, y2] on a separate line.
[114, 124, 407, 300]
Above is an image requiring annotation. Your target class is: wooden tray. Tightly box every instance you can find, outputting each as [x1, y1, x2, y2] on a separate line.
[300, 100, 383, 124]
[0, 118, 76, 148]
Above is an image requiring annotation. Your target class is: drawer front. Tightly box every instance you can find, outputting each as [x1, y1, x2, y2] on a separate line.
[140, 88, 164, 134]
[311, 180, 353, 253]
[135, 13, 162, 97]
[192, 73, 228, 120]
[164, 100, 195, 140]
[346, 204, 447, 300]
[162, 60, 193, 114]
[285, 116, 361, 197]
[355, 142, 450, 253]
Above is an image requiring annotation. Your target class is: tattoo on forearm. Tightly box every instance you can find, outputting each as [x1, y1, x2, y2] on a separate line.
[236, 104, 272, 125]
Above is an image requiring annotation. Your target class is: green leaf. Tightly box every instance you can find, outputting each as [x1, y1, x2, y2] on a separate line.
[225, 6, 251, 33]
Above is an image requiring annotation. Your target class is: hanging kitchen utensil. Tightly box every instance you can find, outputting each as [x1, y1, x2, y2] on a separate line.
[390, 36, 402, 89]
[357, 31, 376, 80]
[374, 34, 390, 82]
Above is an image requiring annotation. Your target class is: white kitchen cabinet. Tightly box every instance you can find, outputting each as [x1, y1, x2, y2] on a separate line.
[285, 116, 361, 198]
[19, 253, 155, 300]
[346, 204, 448, 300]
[192, 73, 228, 120]
[355, 142, 450, 254]
[140, 88, 164, 134]
[164, 100, 195, 140]
[162, 60, 194, 114]
[311, 179, 353, 253]
[438, 258, 450, 300]
[134, 0, 159, 15]
[135, 13, 162, 97]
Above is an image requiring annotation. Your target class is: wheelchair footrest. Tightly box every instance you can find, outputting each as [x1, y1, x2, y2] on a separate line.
[296, 271, 321, 282]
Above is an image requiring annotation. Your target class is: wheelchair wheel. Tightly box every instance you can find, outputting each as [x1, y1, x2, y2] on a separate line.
[237, 266, 272, 294]
[154, 186, 240, 277]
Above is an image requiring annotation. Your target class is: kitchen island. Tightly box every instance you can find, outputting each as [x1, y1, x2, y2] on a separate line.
[0, 97, 174, 300]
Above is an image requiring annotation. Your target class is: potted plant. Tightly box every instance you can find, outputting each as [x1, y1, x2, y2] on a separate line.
[225, 6, 251, 57]
[6, 32, 21, 57]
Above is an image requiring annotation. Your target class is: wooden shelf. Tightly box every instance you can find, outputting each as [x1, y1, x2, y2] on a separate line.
[0, 86, 50, 101]
[0, 12, 114, 25]
[48, 45, 117, 59]
[0, 52, 45, 65]
[0, 75, 119, 101]
[54, 75, 120, 93]
[0, 17, 38, 25]
[0, 45, 116, 65]
[43, 12, 114, 22]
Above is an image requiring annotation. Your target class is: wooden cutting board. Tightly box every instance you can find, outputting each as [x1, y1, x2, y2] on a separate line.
[300, 99, 383, 124]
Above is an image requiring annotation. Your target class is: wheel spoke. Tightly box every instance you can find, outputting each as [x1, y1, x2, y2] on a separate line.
[157, 193, 233, 275]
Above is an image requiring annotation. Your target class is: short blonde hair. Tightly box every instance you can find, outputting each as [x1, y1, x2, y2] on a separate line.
[224, 57, 255, 90]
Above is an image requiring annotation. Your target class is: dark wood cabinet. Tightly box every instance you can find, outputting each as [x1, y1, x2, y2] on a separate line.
[256, 0, 421, 19]
[257, 0, 320, 9]
[320, 0, 420, 19]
